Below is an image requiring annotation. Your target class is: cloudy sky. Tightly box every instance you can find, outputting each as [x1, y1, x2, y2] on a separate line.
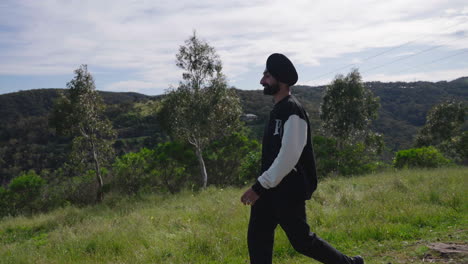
[1, 0, 467, 95]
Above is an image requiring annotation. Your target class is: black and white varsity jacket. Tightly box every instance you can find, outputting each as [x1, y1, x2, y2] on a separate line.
[252, 95, 318, 201]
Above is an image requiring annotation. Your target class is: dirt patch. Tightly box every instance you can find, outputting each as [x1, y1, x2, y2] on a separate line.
[423, 243, 468, 263]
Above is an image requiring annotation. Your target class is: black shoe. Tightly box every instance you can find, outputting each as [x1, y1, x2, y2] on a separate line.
[352, 255, 364, 264]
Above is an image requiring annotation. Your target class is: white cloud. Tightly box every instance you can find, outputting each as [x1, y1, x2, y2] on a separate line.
[104, 80, 167, 95]
[364, 67, 468, 83]
[302, 67, 468, 87]
[1, 0, 467, 93]
[393, 52, 417, 58]
[105, 80, 155, 92]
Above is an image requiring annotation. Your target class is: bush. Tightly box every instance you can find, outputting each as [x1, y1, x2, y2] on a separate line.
[456, 131, 468, 165]
[313, 136, 383, 177]
[204, 132, 260, 186]
[64, 171, 98, 205]
[393, 146, 451, 169]
[338, 143, 383, 176]
[152, 141, 197, 193]
[33, 166, 97, 209]
[7, 170, 46, 215]
[113, 148, 155, 195]
[112, 142, 196, 195]
[238, 150, 261, 185]
[0, 186, 10, 217]
[313, 136, 338, 177]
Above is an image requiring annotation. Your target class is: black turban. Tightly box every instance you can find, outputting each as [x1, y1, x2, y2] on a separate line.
[266, 53, 298, 86]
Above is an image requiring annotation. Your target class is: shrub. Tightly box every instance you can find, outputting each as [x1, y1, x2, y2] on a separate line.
[0, 186, 10, 217]
[456, 131, 468, 165]
[7, 170, 46, 215]
[64, 171, 99, 205]
[204, 132, 260, 186]
[152, 141, 197, 193]
[113, 148, 155, 195]
[338, 143, 382, 176]
[393, 146, 451, 169]
[313, 136, 338, 177]
[313, 136, 383, 177]
[238, 150, 261, 185]
[112, 142, 196, 195]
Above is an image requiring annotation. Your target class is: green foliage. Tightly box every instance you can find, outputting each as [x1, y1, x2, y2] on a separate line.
[113, 148, 155, 195]
[176, 32, 221, 90]
[337, 143, 384, 176]
[0, 186, 9, 216]
[23, 167, 101, 209]
[37, 166, 98, 207]
[312, 136, 338, 177]
[0, 90, 155, 187]
[393, 146, 451, 169]
[0, 168, 466, 263]
[112, 142, 196, 195]
[62, 171, 98, 205]
[416, 100, 465, 147]
[456, 131, 468, 164]
[0, 115, 68, 186]
[204, 132, 260, 186]
[317, 69, 385, 176]
[50, 65, 116, 202]
[238, 150, 261, 185]
[8, 170, 45, 193]
[4, 170, 45, 215]
[320, 69, 380, 144]
[113, 132, 260, 194]
[415, 100, 466, 162]
[1, 78, 467, 185]
[159, 32, 242, 188]
[313, 136, 385, 177]
[153, 141, 197, 193]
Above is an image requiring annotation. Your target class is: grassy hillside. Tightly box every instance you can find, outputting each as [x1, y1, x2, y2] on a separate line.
[1, 168, 466, 264]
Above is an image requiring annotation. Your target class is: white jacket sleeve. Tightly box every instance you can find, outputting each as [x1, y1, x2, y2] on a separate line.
[257, 114, 307, 189]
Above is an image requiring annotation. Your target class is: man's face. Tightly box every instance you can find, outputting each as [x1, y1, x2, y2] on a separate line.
[261, 71, 280, 95]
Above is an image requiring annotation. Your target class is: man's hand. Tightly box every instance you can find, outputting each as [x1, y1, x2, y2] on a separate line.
[241, 188, 259, 206]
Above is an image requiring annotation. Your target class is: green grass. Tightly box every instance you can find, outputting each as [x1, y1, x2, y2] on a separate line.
[1, 167, 466, 263]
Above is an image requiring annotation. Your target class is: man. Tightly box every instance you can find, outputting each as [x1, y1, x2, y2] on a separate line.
[241, 53, 364, 264]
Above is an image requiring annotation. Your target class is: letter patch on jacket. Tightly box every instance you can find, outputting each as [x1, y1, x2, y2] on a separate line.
[273, 119, 282, 136]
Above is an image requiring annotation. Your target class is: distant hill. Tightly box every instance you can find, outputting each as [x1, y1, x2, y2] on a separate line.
[0, 78, 467, 184]
[237, 77, 468, 149]
[0, 89, 154, 124]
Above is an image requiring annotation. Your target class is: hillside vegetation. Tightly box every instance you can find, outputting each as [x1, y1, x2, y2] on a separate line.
[1, 78, 467, 185]
[1, 167, 466, 264]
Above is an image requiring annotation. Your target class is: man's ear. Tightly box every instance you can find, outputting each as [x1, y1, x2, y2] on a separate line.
[279, 81, 289, 90]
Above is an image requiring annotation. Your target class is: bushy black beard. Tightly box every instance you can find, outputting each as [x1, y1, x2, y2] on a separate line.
[263, 83, 280, 95]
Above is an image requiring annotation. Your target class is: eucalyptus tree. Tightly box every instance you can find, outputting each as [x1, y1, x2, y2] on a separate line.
[320, 69, 381, 148]
[51, 65, 116, 202]
[416, 100, 465, 147]
[159, 32, 242, 188]
[319, 69, 383, 175]
[416, 100, 466, 161]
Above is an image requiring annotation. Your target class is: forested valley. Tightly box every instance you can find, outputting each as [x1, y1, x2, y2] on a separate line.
[0, 75, 467, 216]
[1, 77, 466, 185]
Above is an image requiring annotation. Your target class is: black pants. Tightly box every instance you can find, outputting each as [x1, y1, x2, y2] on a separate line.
[248, 194, 355, 264]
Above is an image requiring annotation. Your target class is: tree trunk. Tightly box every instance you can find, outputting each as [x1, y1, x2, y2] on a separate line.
[163, 167, 176, 194]
[336, 139, 344, 175]
[195, 146, 208, 188]
[91, 140, 104, 202]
